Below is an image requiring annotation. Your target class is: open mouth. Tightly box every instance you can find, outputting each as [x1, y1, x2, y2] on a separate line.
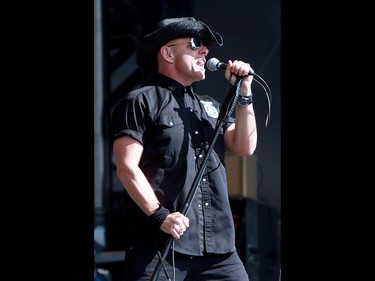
[197, 59, 206, 68]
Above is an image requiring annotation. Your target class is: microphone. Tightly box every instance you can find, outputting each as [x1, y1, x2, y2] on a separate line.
[206, 57, 254, 75]
[206, 57, 227, 72]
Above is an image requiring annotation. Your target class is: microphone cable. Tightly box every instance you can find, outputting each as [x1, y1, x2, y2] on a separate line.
[252, 73, 272, 128]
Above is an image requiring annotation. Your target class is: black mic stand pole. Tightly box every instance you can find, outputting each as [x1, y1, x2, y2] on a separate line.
[150, 78, 243, 281]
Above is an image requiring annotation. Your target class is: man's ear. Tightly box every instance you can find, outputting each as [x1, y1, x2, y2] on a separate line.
[159, 46, 174, 63]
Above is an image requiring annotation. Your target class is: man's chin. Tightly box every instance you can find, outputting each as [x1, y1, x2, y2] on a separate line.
[194, 69, 206, 80]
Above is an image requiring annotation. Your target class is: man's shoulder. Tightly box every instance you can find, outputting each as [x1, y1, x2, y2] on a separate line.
[197, 94, 219, 105]
[128, 85, 157, 97]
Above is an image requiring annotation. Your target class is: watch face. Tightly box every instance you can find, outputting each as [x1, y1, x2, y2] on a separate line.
[238, 96, 251, 106]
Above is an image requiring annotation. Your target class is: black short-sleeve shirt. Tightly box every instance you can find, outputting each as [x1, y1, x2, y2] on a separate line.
[110, 74, 237, 256]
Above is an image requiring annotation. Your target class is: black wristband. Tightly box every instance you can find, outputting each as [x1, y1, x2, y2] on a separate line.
[148, 203, 170, 229]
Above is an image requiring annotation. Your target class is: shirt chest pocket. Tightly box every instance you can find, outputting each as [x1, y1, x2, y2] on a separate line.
[151, 114, 185, 143]
[155, 114, 184, 128]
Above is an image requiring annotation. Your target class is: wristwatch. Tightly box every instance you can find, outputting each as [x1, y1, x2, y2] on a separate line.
[237, 95, 253, 107]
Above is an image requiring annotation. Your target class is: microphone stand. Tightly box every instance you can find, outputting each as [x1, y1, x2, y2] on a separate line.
[150, 78, 243, 281]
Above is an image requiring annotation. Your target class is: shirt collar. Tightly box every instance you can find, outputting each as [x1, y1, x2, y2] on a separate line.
[151, 74, 196, 99]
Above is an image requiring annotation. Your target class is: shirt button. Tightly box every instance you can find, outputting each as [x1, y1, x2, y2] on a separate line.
[204, 202, 209, 206]
[202, 178, 206, 182]
[194, 131, 198, 134]
[199, 154, 203, 158]
[190, 109, 193, 112]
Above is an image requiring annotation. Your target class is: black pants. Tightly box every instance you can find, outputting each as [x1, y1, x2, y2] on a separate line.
[123, 242, 249, 281]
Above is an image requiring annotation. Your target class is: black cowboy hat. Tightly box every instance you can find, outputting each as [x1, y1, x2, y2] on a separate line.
[136, 17, 223, 76]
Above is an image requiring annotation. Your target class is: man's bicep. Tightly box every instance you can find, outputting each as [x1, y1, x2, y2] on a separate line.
[113, 135, 144, 167]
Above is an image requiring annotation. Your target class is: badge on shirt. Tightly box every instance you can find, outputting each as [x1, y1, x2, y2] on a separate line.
[200, 100, 219, 118]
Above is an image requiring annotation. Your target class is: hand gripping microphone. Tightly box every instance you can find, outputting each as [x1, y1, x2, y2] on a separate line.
[206, 57, 272, 128]
[206, 57, 254, 75]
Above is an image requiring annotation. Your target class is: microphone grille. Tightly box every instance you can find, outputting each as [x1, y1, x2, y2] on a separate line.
[206, 57, 220, 72]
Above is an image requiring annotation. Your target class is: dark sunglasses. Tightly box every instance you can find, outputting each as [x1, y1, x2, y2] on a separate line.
[167, 38, 206, 50]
